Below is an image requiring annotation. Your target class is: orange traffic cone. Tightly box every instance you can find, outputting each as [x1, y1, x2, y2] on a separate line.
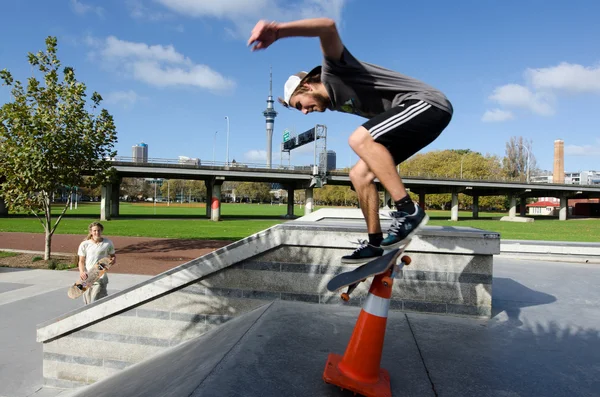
[322, 264, 397, 397]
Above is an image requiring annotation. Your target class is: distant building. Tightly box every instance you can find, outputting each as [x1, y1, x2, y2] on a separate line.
[527, 200, 559, 216]
[564, 170, 600, 185]
[178, 156, 200, 166]
[132, 142, 148, 163]
[580, 171, 600, 185]
[532, 170, 600, 185]
[319, 150, 336, 171]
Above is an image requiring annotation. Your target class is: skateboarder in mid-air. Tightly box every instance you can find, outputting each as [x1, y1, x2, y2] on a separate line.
[248, 18, 453, 264]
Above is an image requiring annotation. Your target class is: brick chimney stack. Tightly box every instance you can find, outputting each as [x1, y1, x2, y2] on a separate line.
[553, 139, 564, 183]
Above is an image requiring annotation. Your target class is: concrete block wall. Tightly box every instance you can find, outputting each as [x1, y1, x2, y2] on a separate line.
[37, 221, 499, 388]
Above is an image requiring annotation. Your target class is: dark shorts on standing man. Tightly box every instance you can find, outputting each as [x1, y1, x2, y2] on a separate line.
[362, 99, 452, 164]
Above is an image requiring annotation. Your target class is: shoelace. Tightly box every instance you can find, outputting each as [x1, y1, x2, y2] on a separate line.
[388, 211, 408, 235]
[350, 239, 369, 253]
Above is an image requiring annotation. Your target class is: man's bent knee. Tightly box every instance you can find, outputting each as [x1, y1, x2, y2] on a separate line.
[348, 127, 372, 153]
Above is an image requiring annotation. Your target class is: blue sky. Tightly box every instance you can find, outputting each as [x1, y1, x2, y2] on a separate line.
[1, 0, 599, 172]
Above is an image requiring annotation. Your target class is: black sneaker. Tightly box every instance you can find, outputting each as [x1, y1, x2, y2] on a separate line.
[341, 240, 384, 264]
[381, 204, 429, 249]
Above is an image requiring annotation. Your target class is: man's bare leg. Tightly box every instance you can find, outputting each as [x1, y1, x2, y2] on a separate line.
[341, 158, 386, 263]
[349, 125, 428, 249]
[348, 126, 407, 202]
[349, 159, 381, 234]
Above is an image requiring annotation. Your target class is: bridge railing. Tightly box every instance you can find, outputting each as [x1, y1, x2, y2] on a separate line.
[109, 157, 598, 187]
[110, 156, 313, 173]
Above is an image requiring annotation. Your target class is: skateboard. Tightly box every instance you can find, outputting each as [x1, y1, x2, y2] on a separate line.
[67, 257, 113, 299]
[327, 240, 412, 301]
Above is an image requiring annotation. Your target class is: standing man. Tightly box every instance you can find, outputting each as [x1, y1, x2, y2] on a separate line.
[248, 18, 452, 263]
[77, 222, 116, 304]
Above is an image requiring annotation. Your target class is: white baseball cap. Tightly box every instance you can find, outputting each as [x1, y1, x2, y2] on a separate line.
[283, 71, 308, 106]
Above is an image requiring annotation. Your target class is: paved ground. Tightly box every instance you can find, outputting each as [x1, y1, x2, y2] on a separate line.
[0, 268, 152, 397]
[1, 255, 599, 397]
[0, 232, 232, 275]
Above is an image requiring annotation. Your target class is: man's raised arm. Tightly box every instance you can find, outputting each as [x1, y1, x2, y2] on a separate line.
[248, 18, 344, 61]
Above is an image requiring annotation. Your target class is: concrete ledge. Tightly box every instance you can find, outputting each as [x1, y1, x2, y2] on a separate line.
[36, 225, 283, 342]
[37, 211, 500, 388]
[500, 216, 535, 222]
[501, 239, 600, 255]
[37, 223, 499, 343]
[501, 239, 600, 263]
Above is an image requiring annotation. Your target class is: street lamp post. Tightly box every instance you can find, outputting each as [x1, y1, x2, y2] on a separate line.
[213, 131, 218, 165]
[225, 116, 230, 166]
[460, 154, 467, 179]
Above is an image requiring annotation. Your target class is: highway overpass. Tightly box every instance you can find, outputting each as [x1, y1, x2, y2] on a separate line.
[2, 157, 599, 221]
[97, 158, 600, 222]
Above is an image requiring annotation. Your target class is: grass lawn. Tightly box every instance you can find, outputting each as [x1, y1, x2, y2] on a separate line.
[0, 203, 598, 242]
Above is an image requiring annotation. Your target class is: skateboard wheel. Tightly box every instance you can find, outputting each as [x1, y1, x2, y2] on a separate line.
[382, 276, 393, 287]
[341, 293, 350, 301]
[401, 255, 412, 265]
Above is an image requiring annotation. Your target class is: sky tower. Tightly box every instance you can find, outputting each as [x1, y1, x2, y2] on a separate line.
[263, 67, 278, 168]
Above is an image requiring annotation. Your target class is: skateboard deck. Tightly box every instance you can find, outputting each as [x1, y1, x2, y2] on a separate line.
[68, 257, 112, 299]
[327, 240, 412, 297]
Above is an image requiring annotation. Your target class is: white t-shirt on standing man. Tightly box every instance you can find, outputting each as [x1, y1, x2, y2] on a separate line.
[77, 238, 115, 277]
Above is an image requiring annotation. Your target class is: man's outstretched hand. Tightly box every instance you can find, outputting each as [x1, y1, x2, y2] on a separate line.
[248, 20, 278, 51]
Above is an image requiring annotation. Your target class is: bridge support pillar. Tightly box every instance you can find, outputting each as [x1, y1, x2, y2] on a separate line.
[472, 195, 479, 219]
[520, 197, 527, 217]
[383, 189, 392, 208]
[305, 188, 314, 215]
[286, 186, 295, 218]
[100, 184, 112, 221]
[111, 180, 120, 218]
[210, 178, 224, 222]
[206, 181, 212, 218]
[419, 191, 426, 210]
[509, 196, 517, 218]
[0, 197, 7, 217]
[559, 194, 568, 221]
[450, 189, 459, 221]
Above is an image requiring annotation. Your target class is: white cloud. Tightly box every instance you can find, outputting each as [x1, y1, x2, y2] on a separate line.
[71, 0, 104, 17]
[153, 0, 347, 37]
[488, 84, 555, 116]
[127, 0, 171, 21]
[103, 90, 142, 108]
[87, 36, 235, 92]
[102, 36, 188, 63]
[154, 0, 270, 18]
[484, 61, 600, 121]
[565, 140, 600, 156]
[527, 62, 600, 93]
[244, 150, 267, 162]
[481, 109, 514, 123]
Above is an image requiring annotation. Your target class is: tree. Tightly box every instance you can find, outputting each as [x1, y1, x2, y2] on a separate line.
[78, 177, 101, 200]
[0, 37, 117, 260]
[314, 185, 357, 206]
[502, 136, 537, 181]
[181, 180, 207, 202]
[396, 149, 506, 210]
[235, 182, 272, 203]
[121, 178, 149, 201]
